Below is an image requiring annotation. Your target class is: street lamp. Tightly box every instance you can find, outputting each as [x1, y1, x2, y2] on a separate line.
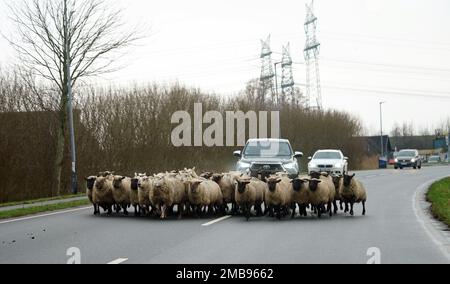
[379, 101, 386, 158]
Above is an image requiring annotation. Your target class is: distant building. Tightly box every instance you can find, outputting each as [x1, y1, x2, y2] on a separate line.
[354, 135, 392, 157]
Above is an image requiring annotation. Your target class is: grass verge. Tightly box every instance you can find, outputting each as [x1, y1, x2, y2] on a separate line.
[427, 177, 450, 228]
[0, 193, 86, 208]
[0, 199, 91, 220]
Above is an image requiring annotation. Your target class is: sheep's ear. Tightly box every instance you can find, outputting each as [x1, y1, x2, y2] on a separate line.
[276, 179, 282, 184]
[351, 173, 356, 178]
[120, 177, 126, 181]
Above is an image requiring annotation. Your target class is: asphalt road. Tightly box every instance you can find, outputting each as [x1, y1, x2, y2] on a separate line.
[1, 166, 449, 264]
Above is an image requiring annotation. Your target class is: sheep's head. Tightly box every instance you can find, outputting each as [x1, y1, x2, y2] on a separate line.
[236, 177, 251, 194]
[200, 172, 214, 179]
[113, 176, 126, 189]
[98, 171, 114, 178]
[266, 176, 282, 192]
[138, 177, 151, 189]
[308, 178, 322, 192]
[187, 179, 203, 194]
[85, 176, 96, 190]
[309, 171, 321, 179]
[212, 174, 224, 183]
[343, 173, 356, 187]
[291, 178, 308, 192]
[95, 177, 108, 191]
[332, 175, 343, 188]
[131, 178, 139, 191]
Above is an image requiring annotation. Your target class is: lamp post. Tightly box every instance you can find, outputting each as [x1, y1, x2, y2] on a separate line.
[379, 101, 386, 159]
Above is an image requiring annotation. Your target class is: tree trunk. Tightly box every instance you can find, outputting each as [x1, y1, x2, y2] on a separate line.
[52, 89, 68, 197]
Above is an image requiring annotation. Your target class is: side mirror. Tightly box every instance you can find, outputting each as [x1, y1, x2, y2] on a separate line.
[344, 157, 349, 161]
[233, 150, 242, 158]
[308, 157, 312, 161]
[294, 151, 304, 158]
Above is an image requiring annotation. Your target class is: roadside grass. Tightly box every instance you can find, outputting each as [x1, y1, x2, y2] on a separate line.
[0, 199, 91, 220]
[0, 193, 85, 208]
[427, 177, 450, 228]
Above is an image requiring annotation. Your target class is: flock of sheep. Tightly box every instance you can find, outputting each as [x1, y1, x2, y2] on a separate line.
[85, 168, 367, 221]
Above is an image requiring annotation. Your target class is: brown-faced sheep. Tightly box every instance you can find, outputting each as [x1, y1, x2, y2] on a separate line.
[310, 172, 336, 215]
[112, 176, 132, 215]
[265, 175, 292, 220]
[340, 173, 367, 216]
[235, 176, 266, 221]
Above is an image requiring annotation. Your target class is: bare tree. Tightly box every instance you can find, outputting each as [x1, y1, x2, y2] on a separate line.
[4, 0, 141, 196]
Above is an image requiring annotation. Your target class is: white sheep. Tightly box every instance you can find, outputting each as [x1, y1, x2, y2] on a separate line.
[186, 178, 224, 217]
[93, 174, 115, 215]
[112, 176, 132, 215]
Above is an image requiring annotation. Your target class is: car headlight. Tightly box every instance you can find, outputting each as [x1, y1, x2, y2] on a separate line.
[395, 159, 398, 163]
[284, 162, 297, 170]
[411, 159, 416, 163]
[238, 161, 251, 170]
[308, 163, 316, 168]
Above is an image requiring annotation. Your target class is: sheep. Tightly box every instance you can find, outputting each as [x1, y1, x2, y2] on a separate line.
[234, 176, 266, 221]
[186, 178, 224, 217]
[310, 172, 336, 215]
[138, 176, 155, 216]
[212, 172, 241, 214]
[331, 175, 346, 213]
[307, 178, 335, 218]
[93, 174, 115, 215]
[290, 177, 310, 218]
[112, 176, 132, 215]
[265, 175, 292, 220]
[153, 174, 188, 219]
[130, 173, 147, 216]
[339, 173, 367, 216]
[85, 176, 99, 215]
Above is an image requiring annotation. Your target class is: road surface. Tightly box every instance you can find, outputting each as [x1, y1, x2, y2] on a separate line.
[1, 167, 449, 264]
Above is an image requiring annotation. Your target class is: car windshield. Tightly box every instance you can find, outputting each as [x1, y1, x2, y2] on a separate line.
[243, 141, 293, 157]
[398, 151, 416, 157]
[429, 157, 439, 161]
[313, 152, 342, 160]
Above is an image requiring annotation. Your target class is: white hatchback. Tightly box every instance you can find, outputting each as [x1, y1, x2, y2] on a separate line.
[308, 150, 348, 175]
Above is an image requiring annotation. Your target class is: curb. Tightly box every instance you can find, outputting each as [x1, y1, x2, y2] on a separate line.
[413, 179, 450, 261]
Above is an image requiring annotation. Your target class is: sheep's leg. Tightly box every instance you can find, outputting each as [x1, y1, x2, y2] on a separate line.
[245, 205, 251, 221]
[276, 206, 282, 220]
[333, 200, 338, 214]
[329, 202, 333, 217]
[344, 202, 349, 213]
[317, 204, 322, 219]
[107, 205, 113, 216]
[362, 201, 366, 216]
[350, 202, 354, 216]
[291, 203, 297, 219]
[340, 200, 344, 211]
[123, 203, 129, 215]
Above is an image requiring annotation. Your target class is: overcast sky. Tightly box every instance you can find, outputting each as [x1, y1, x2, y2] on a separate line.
[1, 0, 450, 135]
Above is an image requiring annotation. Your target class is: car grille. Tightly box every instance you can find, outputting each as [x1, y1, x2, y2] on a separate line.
[399, 159, 411, 163]
[250, 164, 284, 172]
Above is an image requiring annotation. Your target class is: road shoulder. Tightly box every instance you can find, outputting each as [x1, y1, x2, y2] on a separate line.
[413, 179, 450, 261]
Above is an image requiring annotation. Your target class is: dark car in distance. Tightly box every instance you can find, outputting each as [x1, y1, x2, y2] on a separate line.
[394, 149, 422, 170]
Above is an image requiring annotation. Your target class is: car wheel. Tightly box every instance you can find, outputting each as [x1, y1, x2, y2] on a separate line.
[394, 166, 398, 170]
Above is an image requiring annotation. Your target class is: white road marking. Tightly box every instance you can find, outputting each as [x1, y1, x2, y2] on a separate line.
[0, 206, 91, 225]
[107, 258, 128, 265]
[202, 215, 232, 227]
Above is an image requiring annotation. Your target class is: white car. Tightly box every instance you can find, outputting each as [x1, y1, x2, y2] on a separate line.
[308, 150, 349, 175]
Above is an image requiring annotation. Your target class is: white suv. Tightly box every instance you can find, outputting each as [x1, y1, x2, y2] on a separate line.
[308, 150, 348, 175]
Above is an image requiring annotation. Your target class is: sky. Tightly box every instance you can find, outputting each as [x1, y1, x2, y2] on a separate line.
[0, 0, 450, 135]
